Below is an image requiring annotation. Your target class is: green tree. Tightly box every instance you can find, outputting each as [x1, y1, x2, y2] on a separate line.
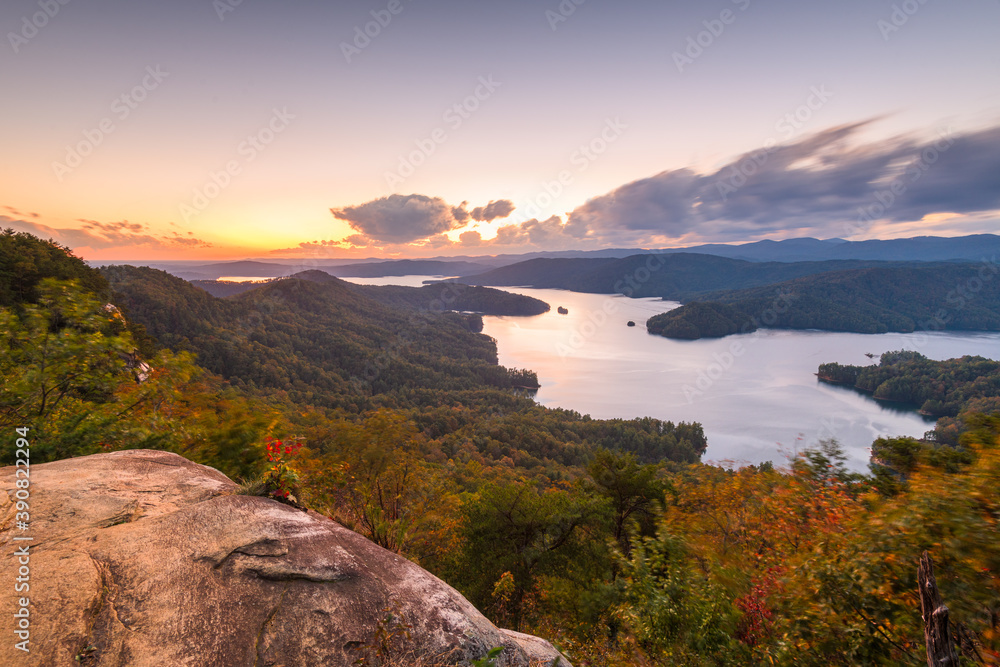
[791, 438, 864, 487]
[587, 448, 664, 557]
[0, 278, 264, 475]
[0, 229, 109, 309]
[617, 526, 743, 664]
[453, 479, 604, 630]
[0, 280, 141, 459]
[1, 280, 131, 420]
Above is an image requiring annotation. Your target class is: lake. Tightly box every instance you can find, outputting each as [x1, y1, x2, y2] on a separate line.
[343, 275, 456, 287]
[342, 276, 1000, 470]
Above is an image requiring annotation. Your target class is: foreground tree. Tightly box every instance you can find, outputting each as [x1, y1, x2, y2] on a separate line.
[0, 279, 268, 477]
[451, 479, 606, 631]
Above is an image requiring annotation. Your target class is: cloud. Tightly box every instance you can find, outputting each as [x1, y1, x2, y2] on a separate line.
[331, 194, 466, 244]
[459, 230, 482, 246]
[330, 194, 517, 244]
[269, 235, 374, 256]
[418, 233, 454, 249]
[878, 126, 1000, 221]
[4, 206, 39, 219]
[310, 120, 1000, 254]
[452, 201, 470, 223]
[0, 215, 212, 251]
[278, 215, 581, 257]
[564, 121, 1000, 244]
[164, 232, 212, 247]
[565, 169, 701, 240]
[470, 199, 515, 222]
[494, 216, 574, 247]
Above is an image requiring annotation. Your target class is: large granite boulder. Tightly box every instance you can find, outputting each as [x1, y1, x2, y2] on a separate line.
[0, 450, 570, 666]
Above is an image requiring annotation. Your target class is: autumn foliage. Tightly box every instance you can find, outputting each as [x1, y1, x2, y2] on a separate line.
[5, 233, 1000, 666]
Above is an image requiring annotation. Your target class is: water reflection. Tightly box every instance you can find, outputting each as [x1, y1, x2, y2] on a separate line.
[817, 378, 938, 420]
[477, 287, 1000, 471]
[336, 276, 999, 471]
[344, 275, 456, 287]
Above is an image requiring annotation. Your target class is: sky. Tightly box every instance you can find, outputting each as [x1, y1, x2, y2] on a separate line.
[1, 0, 998, 261]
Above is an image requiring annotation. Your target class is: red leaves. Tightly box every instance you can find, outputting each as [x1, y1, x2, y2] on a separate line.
[265, 436, 302, 462]
[735, 567, 783, 647]
[264, 436, 303, 501]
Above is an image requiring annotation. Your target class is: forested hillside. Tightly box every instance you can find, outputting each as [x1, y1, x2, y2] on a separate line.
[193, 270, 550, 316]
[819, 350, 1000, 419]
[3, 229, 999, 665]
[455, 251, 1000, 340]
[103, 265, 545, 404]
[460, 253, 890, 299]
[818, 350, 1000, 498]
[0, 228, 110, 308]
[648, 263, 1000, 339]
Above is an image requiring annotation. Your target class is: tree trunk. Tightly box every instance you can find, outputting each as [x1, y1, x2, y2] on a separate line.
[918, 551, 959, 667]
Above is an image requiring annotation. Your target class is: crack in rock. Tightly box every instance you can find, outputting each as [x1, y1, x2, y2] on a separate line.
[254, 582, 290, 667]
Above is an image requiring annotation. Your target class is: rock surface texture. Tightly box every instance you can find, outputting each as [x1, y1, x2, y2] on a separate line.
[0, 450, 571, 666]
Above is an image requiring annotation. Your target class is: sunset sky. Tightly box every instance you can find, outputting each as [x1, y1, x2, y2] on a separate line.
[1, 0, 998, 260]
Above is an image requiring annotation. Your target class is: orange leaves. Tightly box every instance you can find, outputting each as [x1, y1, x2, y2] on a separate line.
[663, 461, 864, 578]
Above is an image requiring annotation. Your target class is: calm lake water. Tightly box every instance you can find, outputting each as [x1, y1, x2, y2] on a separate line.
[341, 276, 1000, 470]
[344, 275, 456, 287]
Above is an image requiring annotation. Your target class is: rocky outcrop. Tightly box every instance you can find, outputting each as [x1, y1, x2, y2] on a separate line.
[0, 450, 571, 666]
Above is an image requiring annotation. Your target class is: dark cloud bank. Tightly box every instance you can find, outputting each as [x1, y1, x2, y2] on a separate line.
[329, 121, 1000, 250]
[568, 121, 1000, 244]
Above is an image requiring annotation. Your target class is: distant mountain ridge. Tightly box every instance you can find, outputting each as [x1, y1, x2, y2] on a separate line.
[474, 234, 1000, 263]
[157, 259, 493, 282]
[111, 234, 1000, 281]
[455, 254, 903, 300]
[329, 259, 489, 277]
